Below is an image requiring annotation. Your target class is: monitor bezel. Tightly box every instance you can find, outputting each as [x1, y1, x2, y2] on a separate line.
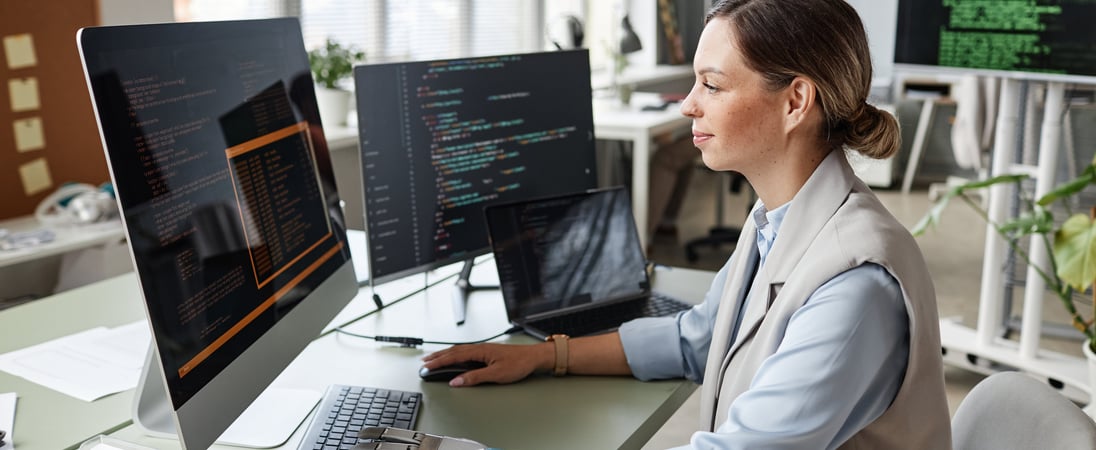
[77, 18, 359, 449]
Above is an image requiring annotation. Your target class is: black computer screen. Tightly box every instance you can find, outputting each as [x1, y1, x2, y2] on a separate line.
[80, 18, 351, 408]
[354, 50, 598, 284]
[894, 0, 1096, 81]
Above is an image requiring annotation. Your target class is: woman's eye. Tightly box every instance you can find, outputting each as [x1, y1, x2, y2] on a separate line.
[702, 83, 718, 93]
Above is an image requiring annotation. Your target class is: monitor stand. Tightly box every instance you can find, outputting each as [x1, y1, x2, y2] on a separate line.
[133, 347, 322, 448]
[451, 258, 498, 325]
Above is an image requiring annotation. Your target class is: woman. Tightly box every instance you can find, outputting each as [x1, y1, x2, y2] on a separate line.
[423, 0, 952, 447]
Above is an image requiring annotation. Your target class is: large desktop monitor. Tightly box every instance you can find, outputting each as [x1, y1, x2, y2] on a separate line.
[78, 18, 358, 449]
[894, 0, 1096, 83]
[354, 50, 599, 319]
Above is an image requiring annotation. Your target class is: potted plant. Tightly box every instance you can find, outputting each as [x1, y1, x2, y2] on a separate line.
[308, 38, 365, 126]
[913, 158, 1096, 412]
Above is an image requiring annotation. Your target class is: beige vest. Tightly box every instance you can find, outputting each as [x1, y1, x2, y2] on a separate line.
[698, 151, 952, 449]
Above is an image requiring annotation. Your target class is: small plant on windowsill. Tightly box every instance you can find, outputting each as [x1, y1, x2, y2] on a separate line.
[912, 162, 1096, 354]
[308, 38, 365, 90]
[308, 38, 365, 125]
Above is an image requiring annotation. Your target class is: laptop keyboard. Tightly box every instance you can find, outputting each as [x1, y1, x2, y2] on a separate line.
[526, 293, 691, 337]
[297, 384, 422, 450]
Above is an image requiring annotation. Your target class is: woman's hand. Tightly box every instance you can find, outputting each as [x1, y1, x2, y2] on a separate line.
[422, 342, 553, 387]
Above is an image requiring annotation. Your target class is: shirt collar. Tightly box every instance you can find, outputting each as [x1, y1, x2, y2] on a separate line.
[753, 200, 790, 268]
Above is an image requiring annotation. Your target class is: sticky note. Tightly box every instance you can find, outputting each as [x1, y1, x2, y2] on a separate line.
[3, 33, 37, 69]
[13, 117, 45, 152]
[9, 77, 40, 112]
[19, 157, 53, 196]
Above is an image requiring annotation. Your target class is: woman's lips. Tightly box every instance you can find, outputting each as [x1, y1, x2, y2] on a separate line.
[692, 130, 713, 146]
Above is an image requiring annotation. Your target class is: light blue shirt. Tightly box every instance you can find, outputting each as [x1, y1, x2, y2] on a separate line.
[619, 200, 909, 450]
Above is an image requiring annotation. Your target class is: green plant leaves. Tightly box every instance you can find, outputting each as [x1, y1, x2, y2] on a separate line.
[1054, 213, 1096, 292]
[911, 174, 1029, 236]
[998, 207, 1054, 238]
[308, 39, 366, 90]
[1037, 166, 1096, 206]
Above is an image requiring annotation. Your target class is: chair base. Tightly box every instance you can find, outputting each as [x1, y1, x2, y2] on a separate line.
[684, 226, 740, 263]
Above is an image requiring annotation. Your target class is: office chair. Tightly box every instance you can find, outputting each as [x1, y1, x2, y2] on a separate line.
[951, 371, 1096, 449]
[684, 171, 751, 262]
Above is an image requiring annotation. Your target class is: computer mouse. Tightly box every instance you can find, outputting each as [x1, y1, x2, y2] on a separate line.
[418, 360, 487, 382]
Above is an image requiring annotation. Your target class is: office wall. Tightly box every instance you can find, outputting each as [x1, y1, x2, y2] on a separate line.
[848, 0, 898, 84]
[0, 1, 174, 222]
[99, 0, 174, 25]
[0, 1, 106, 221]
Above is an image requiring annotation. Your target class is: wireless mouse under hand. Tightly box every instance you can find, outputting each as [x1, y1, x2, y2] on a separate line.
[419, 360, 487, 382]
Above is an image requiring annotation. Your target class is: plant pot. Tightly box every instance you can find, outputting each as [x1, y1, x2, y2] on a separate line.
[1084, 340, 1096, 418]
[314, 86, 351, 126]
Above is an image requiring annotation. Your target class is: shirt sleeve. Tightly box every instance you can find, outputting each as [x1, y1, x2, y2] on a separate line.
[618, 256, 734, 382]
[686, 263, 909, 450]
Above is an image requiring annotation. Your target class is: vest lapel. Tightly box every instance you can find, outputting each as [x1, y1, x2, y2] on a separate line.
[698, 217, 759, 431]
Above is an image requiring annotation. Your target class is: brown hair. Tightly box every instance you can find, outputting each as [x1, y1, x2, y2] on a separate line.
[707, 0, 899, 159]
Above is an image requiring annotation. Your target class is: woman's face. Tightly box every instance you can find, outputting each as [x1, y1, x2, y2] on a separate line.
[680, 17, 789, 173]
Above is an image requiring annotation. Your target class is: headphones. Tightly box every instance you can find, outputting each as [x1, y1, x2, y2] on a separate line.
[35, 182, 119, 227]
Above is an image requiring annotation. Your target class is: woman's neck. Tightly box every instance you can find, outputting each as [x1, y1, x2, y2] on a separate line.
[745, 146, 832, 209]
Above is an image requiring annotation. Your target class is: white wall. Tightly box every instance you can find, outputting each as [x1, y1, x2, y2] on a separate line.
[847, 0, 899, 83]
[98, 0, 174, 25]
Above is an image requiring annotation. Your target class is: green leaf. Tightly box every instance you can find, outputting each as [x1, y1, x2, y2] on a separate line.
[1038, 169, 1095, 206]
[308, 38, 366, 89]
[1053, 214, 1096, 292]
[911, 173, 1029, 237]
[911, 195, 951, 236]
[999, 207, 1054, 238]
[953, 173, 1029, 192]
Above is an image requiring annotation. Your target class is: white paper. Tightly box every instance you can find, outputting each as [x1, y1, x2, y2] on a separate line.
[12, 118, 45, 152]
[0, 322, 149, 402]
[8, 78, 39, 112]
[3, 34, 37, 69]
[0, 392, 15, 450]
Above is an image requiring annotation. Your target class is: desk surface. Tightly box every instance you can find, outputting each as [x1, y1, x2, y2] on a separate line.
[0, 216, 125, 269]
[1, 260, 715, 450]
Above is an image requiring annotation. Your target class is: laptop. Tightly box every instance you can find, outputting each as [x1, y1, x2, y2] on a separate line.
[484, 186, 692, 339]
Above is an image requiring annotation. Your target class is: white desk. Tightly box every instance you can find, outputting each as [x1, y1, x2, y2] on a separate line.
[593, 92, 693, 249]
[0, 216, 128, 302]
[0, 216, 124, 269]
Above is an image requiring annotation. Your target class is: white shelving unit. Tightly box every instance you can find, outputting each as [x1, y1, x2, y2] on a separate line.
[941, 78, 1091, 403]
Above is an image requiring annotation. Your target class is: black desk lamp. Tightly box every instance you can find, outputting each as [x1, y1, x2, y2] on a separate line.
[619, 14, 643, 55]
[613, 14, 643, 104]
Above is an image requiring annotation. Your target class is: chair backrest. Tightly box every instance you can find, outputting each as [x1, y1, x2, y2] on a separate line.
[952, 371, 1096, 450]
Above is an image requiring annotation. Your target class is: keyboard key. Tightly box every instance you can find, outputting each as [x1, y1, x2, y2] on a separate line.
[296, 385, 422, 450]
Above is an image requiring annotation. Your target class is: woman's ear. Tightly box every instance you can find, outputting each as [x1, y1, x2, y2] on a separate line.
[784, 77, 817, 132]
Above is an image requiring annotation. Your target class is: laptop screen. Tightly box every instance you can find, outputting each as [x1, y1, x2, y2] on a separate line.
[485, 187, 650, 321]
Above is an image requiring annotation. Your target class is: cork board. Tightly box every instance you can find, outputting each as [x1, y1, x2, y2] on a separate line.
[0, 1, 105, 220]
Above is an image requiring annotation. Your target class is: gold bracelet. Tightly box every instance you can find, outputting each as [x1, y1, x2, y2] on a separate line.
[546, 334, 569, 376]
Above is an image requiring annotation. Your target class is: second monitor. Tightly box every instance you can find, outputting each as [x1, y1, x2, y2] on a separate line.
[354, 49, 599, 318]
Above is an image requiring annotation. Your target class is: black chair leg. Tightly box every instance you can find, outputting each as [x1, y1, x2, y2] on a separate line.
[683, 172, 749, 263]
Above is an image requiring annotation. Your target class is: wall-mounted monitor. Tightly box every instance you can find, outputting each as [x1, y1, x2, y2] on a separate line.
[894, 0, 1096, 83]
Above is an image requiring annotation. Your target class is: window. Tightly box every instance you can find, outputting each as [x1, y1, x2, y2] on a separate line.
[176, 0, 547, 63]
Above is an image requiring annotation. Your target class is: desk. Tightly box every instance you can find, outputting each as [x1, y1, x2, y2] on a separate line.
[0, 215, 128, 302]
[0, 216, 124, 269]
[1, 260, 716, 450]
[593, 92, 693, 250]
[0, 275, 145, 450]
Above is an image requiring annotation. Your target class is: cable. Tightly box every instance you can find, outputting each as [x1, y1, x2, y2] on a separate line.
[334, 325, 523, 348]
